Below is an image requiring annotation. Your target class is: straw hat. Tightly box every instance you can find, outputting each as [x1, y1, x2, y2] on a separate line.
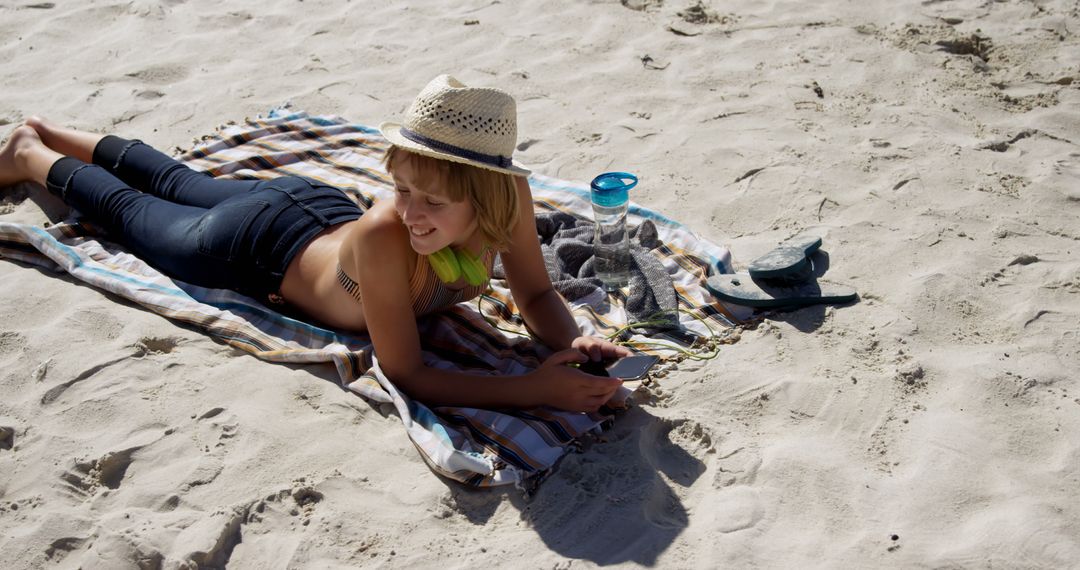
[380, 75, 531, 177]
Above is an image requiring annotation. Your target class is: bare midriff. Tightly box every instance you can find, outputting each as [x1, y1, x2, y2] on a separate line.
[279, 220, 368, 332]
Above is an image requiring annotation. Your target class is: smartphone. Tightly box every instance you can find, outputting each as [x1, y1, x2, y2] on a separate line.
[578, 355, 660, 380]
[606, 355, 660, 380]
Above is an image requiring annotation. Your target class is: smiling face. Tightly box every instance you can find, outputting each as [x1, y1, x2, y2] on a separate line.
[383, 145, 521, 253]
[390, 153, 479, 256]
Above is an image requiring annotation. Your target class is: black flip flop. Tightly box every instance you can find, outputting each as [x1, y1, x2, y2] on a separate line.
[705, 273, 857, 309]
[747, 232, 823, 281]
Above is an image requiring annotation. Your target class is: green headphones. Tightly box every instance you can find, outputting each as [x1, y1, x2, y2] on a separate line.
[427, 246, 489, 286]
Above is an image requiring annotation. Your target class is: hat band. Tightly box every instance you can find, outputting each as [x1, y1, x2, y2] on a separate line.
[399, 127, 513, 169]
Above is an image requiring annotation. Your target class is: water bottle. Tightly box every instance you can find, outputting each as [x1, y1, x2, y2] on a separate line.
[590, 172, 637, 291]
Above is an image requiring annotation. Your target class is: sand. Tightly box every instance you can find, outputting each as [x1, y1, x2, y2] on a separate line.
[2, 0, 1079, 567]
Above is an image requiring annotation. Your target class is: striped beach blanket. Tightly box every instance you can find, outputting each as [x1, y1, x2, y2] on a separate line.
[0, 111, 741, 488]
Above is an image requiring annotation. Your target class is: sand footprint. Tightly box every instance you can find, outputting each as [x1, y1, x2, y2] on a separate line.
[0, 425, 14, 450]
[224, 482, 332, 565]
[195, 406, 240, 447]
[530, 415, 758, 562]
[62, 308, 125, 341]
[55, 408, 237, 509]
[635, 418, 712, 531]
[167, 507, 247, 568]
[57, 446, 140, 502]
[44, 536, 88, 564]
[0, 331, 28, 370]
[692, 439, 766, 535]
[134, 335, 181, 355]
[247, 483, 325, 528]
[159, 407, 240, 491]
[641, 418, 714, 483]
[548, 417, 712, 531]
[701, 442, 765, 531]
[636, 417, 765, 533]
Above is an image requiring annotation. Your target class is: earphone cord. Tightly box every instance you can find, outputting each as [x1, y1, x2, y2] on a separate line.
[476, 294, 729, 361]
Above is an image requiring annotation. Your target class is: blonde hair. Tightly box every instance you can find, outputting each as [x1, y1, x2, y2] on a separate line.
[383, 146, 520, 252]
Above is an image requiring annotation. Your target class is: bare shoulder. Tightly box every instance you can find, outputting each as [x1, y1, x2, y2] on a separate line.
[341, 199, 411, 263]
[515, 174, 532, 194]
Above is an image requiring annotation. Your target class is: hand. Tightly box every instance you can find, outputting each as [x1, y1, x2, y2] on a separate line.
[527, 348, 624, 413]
[570, 335, 634, 364]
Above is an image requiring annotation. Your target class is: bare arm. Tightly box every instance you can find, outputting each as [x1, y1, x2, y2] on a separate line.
[350, 200, 622, 411]
[500, 177, 633, 361]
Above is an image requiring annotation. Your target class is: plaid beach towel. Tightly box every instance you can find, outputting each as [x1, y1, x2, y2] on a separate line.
[0, 111, 741, 488]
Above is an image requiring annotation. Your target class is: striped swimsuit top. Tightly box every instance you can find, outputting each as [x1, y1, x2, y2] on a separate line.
[336, 249, 495, 316]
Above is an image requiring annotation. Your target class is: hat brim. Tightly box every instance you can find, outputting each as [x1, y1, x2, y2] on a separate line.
[379, 122, 531, 177]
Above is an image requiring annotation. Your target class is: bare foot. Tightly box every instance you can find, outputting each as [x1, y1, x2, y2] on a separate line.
[0, 124, 65, 189]
[0, 126, 44, 187]
[23, 115, 47, 131]
[25, 115, 103, 164]
[25, 115, 57, 143]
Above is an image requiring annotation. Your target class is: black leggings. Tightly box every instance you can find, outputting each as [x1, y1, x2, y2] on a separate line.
[46, 136, 363, 300]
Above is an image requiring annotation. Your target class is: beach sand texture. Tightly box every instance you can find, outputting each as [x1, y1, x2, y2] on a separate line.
[2, 0, 1079, 567]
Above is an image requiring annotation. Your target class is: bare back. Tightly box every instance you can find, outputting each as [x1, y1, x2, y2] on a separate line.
[279, 218, 370, 331]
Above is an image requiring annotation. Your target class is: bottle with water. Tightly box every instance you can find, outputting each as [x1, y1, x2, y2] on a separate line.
[590, 172, 637, 291]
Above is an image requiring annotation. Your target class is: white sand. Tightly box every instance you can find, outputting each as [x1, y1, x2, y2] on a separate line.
[2, 0, 1079, 567]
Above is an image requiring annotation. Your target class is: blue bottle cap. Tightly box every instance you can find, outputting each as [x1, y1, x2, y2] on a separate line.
[590, 172, 637, 207]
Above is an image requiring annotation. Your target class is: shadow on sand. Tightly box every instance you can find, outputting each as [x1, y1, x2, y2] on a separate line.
[436, 404, 710, 566]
